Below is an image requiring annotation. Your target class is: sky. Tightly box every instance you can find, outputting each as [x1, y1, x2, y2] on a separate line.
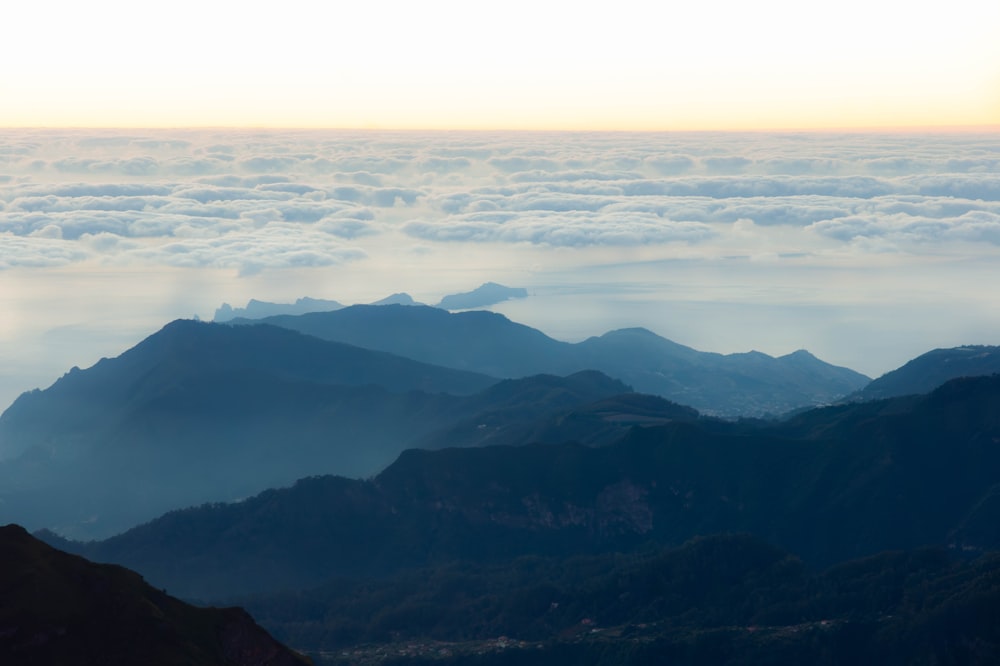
[2, 0, 999, 130]
[1, 2, 999, 412]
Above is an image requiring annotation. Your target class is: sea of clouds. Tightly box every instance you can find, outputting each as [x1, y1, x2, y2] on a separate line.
[1, 129, 999, 408]
[4, 130, 1000, 273]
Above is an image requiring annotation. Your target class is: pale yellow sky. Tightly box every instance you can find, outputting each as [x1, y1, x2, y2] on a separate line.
[3, 0, 1000, 130]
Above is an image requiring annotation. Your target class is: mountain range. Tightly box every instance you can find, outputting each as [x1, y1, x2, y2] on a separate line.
[5, 305, 1000, 542]
[231, 304, 870, 417]
[7, 301, 1000, 663]
[0, 320, 646, 539]
[212, 282, 528, 322]
[0, 305, 878, 539]
[48, 374, 1000, 602]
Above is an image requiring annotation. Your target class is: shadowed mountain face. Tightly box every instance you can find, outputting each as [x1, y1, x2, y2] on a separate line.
[850, 345, 1000, 401]
[0, 320, 496, 463]
[234, 304, 869, 416]
[0, 319, 642, 539]
[417, 390, 700, 451]
[0, 524, 310, 666]
[58, 375, 1000, 601]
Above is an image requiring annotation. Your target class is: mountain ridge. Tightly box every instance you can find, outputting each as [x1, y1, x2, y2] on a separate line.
[235, 304, 869, 417]
[53, 375, 1000, 600]
[850, 345, 1000, 401]
[0, 324, 645, 539]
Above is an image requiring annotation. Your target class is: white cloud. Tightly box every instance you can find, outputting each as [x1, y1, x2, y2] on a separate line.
[81, 231, 139, 253]
[318, 218, 378, 239]
[404, 211, 715, 247]
[510, 169, 643, 183]
[808, 210, 1000, 246]
[2, 130, 1000, 275]
[128, 227, 367, 275]
[0, 234, 90, 268]
[487, 156, 562, 173]
[908, 174, 1000, 201]
[644, 155, 697, 175]
[41, 183, 173, 197]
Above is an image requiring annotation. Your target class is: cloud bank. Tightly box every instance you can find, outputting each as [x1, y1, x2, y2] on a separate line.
[4, 130, 999, 276]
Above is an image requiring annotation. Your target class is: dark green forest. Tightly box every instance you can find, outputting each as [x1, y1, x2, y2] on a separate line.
[241, 535, 1000, 665]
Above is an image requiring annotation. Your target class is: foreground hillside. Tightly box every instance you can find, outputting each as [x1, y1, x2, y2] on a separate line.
[235, 304, 870, 416]
[0, 524, 310, 666]
[57, 375, 1000, 601]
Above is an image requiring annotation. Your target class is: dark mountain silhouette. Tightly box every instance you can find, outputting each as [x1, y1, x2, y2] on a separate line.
[850, 345, 1000, 401]
[234, 304, 869, 416]
[0, 524, 310, 666]
[0, 324, 643, 539]
[435, 282, 528, 310]
[1, 320, 494, 455]
[56, 375, 1000, 600]
[0, 318, 495, 460]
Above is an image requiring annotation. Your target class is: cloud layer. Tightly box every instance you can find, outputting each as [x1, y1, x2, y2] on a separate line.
[4, 129, 1000, 275]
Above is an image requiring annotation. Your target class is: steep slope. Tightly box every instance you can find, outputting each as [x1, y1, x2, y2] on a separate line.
[0, 320, 496, 538]
[236, 305, 869, 416]
[852, 345, 1000, 400]
[62, 376, 1000, 600]
[0, 332, 634, 540]
[0, 524, 310, 666]
[0, 319, 496, 461]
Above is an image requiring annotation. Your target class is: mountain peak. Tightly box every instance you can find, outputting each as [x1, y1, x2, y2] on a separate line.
[370, 292, 418, 306]
[779, 349, 820, 362]
[857, 345, 1000, 401]
[603, 326, 660, 337]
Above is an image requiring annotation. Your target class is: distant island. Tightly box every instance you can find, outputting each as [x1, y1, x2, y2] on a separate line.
[435, 282, 528, 310]
[214, 296, 344, 322]
[213, 282, 529, 321]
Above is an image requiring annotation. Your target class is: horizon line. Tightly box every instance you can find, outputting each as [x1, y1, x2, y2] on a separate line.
[2, 123, 999, 134]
